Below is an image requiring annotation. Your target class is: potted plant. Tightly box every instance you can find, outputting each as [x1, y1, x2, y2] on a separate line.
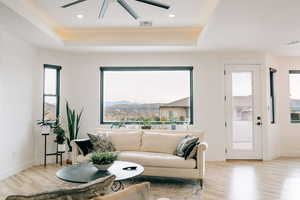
[90, 152, 118, 171]
[110, 121, 126, 129]
[66, 101, 83, 164]
[52, 124, 66, 152]
[141, 119, 152, 130]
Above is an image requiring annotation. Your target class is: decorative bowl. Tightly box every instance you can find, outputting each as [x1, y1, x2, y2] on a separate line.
[93, 163, 113, 171]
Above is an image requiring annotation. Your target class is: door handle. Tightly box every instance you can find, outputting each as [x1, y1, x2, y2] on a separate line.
[256, 122, 262, 126]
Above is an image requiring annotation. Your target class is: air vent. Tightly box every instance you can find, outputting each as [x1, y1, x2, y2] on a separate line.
[286, 40, 300, 46]
[139, 21, 152, 27]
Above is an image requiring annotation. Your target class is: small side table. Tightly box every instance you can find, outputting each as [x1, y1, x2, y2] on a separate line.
[42, 133, 65, 167]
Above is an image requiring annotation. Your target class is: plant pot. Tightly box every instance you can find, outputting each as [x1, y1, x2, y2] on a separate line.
[58, 144, 66, 152]
[171, 124, 176, 130]
[66, 152, 72, 165]
[93, 163, 114, 171]
[141, 126, 151, 130]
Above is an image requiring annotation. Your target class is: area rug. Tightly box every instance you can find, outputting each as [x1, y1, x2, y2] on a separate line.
[126, 176, 202, 200]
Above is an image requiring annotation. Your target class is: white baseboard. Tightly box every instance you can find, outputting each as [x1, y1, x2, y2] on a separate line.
[0, 160, 34, 181]
[280, 151, 300, 157]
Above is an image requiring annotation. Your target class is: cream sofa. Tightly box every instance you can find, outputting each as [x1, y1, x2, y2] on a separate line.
[71, 129, 207, 187]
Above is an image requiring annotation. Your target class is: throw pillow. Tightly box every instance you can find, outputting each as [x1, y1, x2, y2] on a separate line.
[75, 139, 94, 156]
[175, 135, 199, 157]
[184, 142, 199, 160]
[87, 133, 115, 152]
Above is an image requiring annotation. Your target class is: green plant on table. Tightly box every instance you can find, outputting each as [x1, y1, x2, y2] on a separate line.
[90, 152, 118, 165]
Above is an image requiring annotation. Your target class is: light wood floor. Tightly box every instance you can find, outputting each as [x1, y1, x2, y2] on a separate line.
[1, 158, 300, 200]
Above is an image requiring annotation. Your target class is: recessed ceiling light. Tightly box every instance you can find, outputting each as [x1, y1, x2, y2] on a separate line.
[286, 40, 300, 46]
[76, 14, 84, 19]
[169, 14, 175, 18]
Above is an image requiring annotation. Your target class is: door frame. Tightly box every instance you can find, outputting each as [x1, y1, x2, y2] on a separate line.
[224, 64, 263, 160]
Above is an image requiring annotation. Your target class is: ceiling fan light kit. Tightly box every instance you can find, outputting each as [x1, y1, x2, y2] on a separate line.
[61, 0, 170, 20]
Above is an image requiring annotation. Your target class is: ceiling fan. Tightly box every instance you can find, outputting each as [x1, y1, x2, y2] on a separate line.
[61, 0, 170, 20]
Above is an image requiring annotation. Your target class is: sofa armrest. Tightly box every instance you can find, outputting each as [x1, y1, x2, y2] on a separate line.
[196, 142, 208, 179]
[71, 138, 90, 164]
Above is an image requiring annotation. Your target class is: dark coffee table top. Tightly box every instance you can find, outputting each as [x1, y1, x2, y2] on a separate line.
[56, 161, 144, 183]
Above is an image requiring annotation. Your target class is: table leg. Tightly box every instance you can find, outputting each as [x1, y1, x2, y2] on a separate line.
[60, 153, 63, 166]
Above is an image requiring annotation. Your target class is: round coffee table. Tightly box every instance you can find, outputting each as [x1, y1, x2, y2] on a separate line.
[56, 161, 144, 191]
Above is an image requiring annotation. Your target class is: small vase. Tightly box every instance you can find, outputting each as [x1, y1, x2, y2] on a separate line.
[171, 124, 176, 130]
[93, 163, 113, 171]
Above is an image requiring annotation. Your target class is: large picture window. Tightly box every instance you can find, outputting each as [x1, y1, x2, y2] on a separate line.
[289, 70, 300, 123]
[43, 64, 61, 122]
[100, 67, 193, 124]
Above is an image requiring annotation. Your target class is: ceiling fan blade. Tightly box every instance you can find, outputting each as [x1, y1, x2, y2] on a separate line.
[61, 0, 88, 8]
[99, 0, 109, 18]
[134, 0, 170, 9]
[117, 0, 139, 20]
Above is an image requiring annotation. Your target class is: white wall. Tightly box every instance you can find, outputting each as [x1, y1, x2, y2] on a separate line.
[0, 29, 36, 180]
[33, 50, 272, 162]
[276, 56, 300, 156]
[262, 54, 281, 160]
[32, 50, 73, 165]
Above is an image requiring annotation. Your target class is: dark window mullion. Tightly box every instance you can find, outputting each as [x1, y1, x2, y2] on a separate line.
[43, 94, 57, 97]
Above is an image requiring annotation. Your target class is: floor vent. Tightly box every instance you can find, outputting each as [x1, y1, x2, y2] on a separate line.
[139, 21, 153, 27]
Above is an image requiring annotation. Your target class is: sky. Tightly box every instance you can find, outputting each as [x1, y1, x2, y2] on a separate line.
[44, 69, 300, 104]
[44, 68, 57, 104]
[232, 72, 252, 96]
[103, 71, 190, 103]
[289, 74, 300, 99]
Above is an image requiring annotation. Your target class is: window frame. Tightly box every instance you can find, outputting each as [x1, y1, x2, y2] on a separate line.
[99, 66, 194, 125]
[289, 69, 300, 124]
[269, 68, 277, 124]
[43, 64, 62, 123]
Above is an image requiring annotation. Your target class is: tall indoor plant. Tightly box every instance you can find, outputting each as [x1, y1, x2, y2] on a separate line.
[66, 101, 83, 163]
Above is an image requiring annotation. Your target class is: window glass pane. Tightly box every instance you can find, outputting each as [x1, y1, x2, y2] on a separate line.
[289, 72, 300, 123]
[103, 70, 191, 123]
[44, 96, 57, 121]
[44, 68, 57, 95]
[232, 72, 253, 150]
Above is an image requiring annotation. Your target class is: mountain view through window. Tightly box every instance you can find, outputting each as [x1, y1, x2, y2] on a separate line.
[101, 68, 192, 124]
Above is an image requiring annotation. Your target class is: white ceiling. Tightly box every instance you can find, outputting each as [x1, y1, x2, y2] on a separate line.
[199, 0, 300, 56]
[2, 0, 300, 55]
[32, 0, 209, 28]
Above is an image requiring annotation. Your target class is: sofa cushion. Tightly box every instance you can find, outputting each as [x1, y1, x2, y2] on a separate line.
[118, 151, 196, 169]
[184, 142, 199, 159]
[107, 131, 142, 151]
[141, 132, 187, 154]
[143, 130, 205, 141]
[77, 153, 93, 163]
[75, 139, 94, 156]
[87, 133, 115, 152]
[175, 135, 199, 157]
